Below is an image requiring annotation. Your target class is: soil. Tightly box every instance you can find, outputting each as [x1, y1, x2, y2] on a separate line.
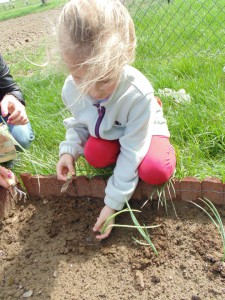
[0, 8, 61, 55]
[0, 9, 225, 300]
[0, 197, 225, 300]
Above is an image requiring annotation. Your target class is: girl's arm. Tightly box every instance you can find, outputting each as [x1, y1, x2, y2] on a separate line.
[59, 117, 90, 159]
[60, 77, 90, 159]
[57, 117, 90, 181]
[0, 55, 25, 105]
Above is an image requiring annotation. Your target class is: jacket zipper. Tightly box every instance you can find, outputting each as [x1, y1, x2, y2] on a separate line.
[94, 103, 106, 138]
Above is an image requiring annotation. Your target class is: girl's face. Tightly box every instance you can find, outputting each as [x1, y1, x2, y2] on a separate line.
[73, 68, 118, 100]
[64, 55, 118, 100]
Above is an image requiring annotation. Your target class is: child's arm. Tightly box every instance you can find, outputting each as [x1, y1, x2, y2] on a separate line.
[57, 117, 90, 182]
[0, 55, 25, 105]
[60, 79, 90, 159]
[59, 117, 90, 159]
[0, 55, 28, 125]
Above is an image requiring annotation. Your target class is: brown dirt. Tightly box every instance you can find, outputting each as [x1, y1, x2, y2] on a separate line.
[0, 197, 225, 300]
[0, 9, 225, 300]
[0, 8, 61, 55]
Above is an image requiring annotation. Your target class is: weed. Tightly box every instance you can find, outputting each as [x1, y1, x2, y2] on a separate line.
[142, 176, 178, 218]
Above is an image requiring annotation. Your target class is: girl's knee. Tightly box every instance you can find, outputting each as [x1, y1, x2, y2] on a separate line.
[84, 137, 120, 168]
[8, 123, 35, 150]
[139, 155, 176, 185]
[139, 137, 176, 185]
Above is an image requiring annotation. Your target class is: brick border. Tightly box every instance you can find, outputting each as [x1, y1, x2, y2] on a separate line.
[0, 173, 224, 221]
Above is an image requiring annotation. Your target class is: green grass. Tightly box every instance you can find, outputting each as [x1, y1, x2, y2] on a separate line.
[135, 54, 225, 181]
[128, 0, 225, 58]
[0, 0, 65, 21]
[2, 0, 225, 182]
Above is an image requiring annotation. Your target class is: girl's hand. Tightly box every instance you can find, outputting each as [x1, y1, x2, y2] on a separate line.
[56, 153, 75, 181]
[0, 166, 15, 189]
[1, 95, 28, 125]
[93, 205, 116, 240]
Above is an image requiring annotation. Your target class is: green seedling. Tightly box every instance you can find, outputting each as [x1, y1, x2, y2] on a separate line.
[101, 199, 160, 255]
[191, 198, 225, 261]
[141, 176, 177, 218]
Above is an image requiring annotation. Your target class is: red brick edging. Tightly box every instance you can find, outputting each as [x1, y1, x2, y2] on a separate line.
[0, 173, 224, 221]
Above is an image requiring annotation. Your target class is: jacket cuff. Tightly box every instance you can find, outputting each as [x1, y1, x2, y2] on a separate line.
[59, 144, 79, 160]
[104, 195, 125, 211]
[6, 91, 25, 105]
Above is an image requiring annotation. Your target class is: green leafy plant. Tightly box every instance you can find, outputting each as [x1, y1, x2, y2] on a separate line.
[101, 199, 160, 255]
[191, 198, 225, 261]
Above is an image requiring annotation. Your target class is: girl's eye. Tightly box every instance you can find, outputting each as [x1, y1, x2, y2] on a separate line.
[99, 80, 111, 86]
[74, 77, 82, 81]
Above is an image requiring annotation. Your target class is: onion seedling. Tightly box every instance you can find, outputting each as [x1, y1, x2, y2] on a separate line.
[142, 176, 177, 218]
[191, 198, 225, 261]
[101, 199, 160, 255]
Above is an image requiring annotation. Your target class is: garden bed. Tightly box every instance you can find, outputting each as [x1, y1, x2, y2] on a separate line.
[0, 185, 225, 299]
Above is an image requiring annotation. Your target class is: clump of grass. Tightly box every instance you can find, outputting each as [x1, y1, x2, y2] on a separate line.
[141, 176, 178, 218]
[191, 198, 225, 261]
[101, 199, 160, 255]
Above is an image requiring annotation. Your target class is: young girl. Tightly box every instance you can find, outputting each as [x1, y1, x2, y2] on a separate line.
[56, 0, 176, 240]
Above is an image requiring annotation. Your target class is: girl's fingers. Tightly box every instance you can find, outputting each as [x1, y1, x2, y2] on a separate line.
[8, 113, 28, 125]
[0, 166, 10, 177]
[56, 164, 65, 180]
[57, 172, 67, 181]
[93, 218, 113, 240]
[93, 218, 102, 232]
[0, 174, 10, 188]
[95, 228, 112, 240]
[0, 167, 16, 188]
[68, 167, 75, 176]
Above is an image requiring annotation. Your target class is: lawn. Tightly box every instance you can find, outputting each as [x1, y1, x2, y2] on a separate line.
[3, 0, 225, 181]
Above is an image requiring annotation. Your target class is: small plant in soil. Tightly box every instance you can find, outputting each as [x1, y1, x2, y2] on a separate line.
[101, 199, 160, 255]
[191, 198, 225, 261]
[142, 176, 178, 218]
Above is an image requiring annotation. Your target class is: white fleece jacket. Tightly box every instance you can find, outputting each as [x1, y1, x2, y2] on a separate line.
[59, 65, 170, 210]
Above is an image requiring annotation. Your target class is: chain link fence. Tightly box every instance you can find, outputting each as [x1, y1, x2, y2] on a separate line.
[1, 0, 224, 59]
[127, 0, 225, 59]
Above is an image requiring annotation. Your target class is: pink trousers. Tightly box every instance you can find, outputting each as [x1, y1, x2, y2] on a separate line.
[84, 135, 176, 185]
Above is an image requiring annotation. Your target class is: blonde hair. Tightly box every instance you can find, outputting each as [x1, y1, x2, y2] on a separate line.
[58, 0, 136, 92]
